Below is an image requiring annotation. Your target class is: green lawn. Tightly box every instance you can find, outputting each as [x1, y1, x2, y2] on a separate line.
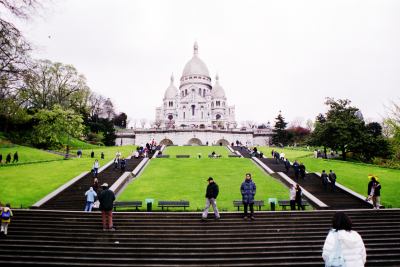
[163, 146, 231, 158]
[259, 146, 400, 208]
[0, 144, 64, 165]
[259, 147, 314, 159]
[0, 145, 136, 208]
[118, 158, 289, 211]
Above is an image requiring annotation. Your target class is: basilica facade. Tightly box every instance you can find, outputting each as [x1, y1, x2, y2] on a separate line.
[155, 42, 236, 129]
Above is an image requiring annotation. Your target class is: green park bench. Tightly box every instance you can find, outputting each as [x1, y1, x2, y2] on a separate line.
[233, 200, 265, 211]
[278, 200, 309, 210]
[113, 201, 142, 211]
[158, 200, 190, 211]
[176, 155, 190, 158]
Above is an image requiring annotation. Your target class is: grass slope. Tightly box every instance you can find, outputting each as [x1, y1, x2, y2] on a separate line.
[260, 147, 400, 208]
[0, 145, 136, 208]
[0, 144, 63, 165]
[163, 146, 231, 158]
[118, 157, 289, 211]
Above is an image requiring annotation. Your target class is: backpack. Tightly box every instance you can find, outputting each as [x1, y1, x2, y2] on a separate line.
[1, 210, 10, 220]
[325, 231, 346, 267]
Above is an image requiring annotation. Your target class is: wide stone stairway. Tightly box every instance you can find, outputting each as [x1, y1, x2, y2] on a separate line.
[260, 158, 372, 209]
[1, 209, 400, 266]
[39, 157, 144, 211]
[231, 146, 371, 209]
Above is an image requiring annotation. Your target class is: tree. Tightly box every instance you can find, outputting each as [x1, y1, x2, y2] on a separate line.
[272, 112, 289, 146]
[32, 105, 83, 148]
[22, 60, 91, 112]
[113, 112, 127, 128]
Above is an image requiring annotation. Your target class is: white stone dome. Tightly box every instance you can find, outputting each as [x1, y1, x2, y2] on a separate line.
[164, 75, 177, 99]
[212, 74, 226, 99]
[181, 42, 210, 77]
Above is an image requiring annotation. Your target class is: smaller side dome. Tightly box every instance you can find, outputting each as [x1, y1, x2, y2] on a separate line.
[211, 74, 226, 99]
[164, 74, 177, 99]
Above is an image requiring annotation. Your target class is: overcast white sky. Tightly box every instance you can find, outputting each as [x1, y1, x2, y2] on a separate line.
[10, 0, 400, 127]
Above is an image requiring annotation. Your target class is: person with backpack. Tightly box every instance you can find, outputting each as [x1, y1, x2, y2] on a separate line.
[1, 203, 13, 237]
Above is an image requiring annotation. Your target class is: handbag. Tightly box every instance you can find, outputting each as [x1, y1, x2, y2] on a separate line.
[325, 230, 346, 267]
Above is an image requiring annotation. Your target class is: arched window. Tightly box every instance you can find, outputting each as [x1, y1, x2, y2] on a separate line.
[201, 111, 203, 119]
[198, 88, 201, 95]
[183, 112, 185, 119]
[216, 101, 220, 106]
[203, 89, 206, 97]
[191, 105, 195, 116]
[185, 89, 187, 96]
[216, 114, 221, 120]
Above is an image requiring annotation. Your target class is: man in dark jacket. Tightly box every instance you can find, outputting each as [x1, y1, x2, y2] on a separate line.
[241, 173, 256, 220]
[328, 170, 337, 192]
[321, 170, 329, 192]
[202, 177, 220, 220]
[98, 183, 116, 231]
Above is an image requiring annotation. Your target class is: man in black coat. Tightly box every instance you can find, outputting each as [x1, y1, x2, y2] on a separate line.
[98, 183, 116, 231]
[201, 177, 220, 220]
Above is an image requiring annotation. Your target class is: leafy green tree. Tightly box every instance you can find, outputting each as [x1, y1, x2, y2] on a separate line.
[22, 60, 91, 113]
[32, 105, 84, 149]
[272, 112, 289, 146]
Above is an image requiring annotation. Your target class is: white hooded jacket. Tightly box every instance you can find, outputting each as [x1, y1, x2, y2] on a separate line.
[322, 229, 366, 267]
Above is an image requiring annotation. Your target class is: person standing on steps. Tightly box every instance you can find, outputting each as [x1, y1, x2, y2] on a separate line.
[299, 162, 306, 179]
[368, 176, 382, 209]
[284, 159, 291, 173]
[292, 160, 300, 180]
[98, 183, 115, 231]
[322, 212, 366, 267]
[92, 159, 100, 178]
[0, 203, 13, 237]
[240, 173, 256, 220]
[289, 184, 296, 210]
[84, 187, 97, 212]
[201, 177, 220, 221]
[120, 157, 126, 173]
[321, 170, 329, 192]
[295, 184, 305, 210]
[328, 170, 337, 192]
[90, 150, 94, 158]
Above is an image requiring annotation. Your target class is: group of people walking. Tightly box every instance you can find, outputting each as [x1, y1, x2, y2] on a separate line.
[0, 151, 18, 164]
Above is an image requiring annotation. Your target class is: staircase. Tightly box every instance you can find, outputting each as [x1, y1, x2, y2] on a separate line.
[1, 209, 400, 266]
[39, 157, 144, 211]
[231, 146, 371, 209]
[259, 158, 371, 209]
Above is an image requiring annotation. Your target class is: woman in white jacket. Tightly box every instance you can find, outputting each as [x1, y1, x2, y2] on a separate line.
[322, 211, 366, 267]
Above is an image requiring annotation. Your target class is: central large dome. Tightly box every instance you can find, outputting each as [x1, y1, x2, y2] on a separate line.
[181, 42, 210, 78]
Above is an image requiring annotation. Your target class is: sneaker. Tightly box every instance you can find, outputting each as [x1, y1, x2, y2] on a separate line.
[243, 216, 248, 220]
[109, 227, 116, 231]
[250, 216, 256, 220]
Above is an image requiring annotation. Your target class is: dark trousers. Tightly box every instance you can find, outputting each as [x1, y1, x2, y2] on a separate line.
[290, 200, 296, 210]
[296, 199, 305, 210]
[244, 203, 254, 216]
[331, 181, 336, 192]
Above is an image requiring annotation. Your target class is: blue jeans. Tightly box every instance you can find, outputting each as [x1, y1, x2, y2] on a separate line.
[84, 201, 94, 212]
